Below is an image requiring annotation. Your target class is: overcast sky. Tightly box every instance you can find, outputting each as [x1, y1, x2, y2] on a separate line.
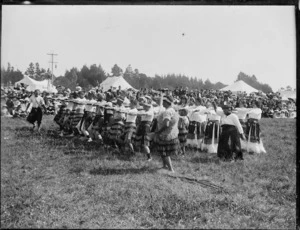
[2, 5, 296, 91]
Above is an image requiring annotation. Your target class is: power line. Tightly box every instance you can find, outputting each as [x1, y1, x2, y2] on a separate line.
[47, 52, 58, 84]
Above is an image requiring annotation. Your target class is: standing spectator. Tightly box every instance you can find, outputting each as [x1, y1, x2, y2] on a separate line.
[6, 95, 14, 115]
[155, 95, 179, 172]
[26, 89, 47, 133]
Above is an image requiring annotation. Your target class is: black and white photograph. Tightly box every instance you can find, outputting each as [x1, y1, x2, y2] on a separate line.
[1, 3, 297, 229]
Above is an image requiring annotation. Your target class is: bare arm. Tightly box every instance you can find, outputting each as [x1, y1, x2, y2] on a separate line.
[232, 114, 244, 135]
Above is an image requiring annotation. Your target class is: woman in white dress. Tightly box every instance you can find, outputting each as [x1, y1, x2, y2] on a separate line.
[245, 101, 267, 154]
[233, 101, 250, 151]
[186, 98, 207, 151]
[202, 101, 223, 154]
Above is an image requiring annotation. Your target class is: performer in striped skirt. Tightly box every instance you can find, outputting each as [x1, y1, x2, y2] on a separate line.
[54, 99, 67, 131]
[178, 107, 189, 155]
[109, 107, 126, 150]
[71, 99, 86, 136]
[135, 100, 154, 161]
[124, 99, 138, 154]
[81, 101, 96, 139]
[101, 103, 115, 147]
[61, 99, 76, 136]
[155, 95, 179, 172]
[87, 101, 105, 142]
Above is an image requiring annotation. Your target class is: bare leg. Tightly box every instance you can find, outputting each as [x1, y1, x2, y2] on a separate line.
[161, 156, 168, 169]
[143, 145, 152, 161]
[165, 156, 174, 172]
[181, 145, 186, 156]
[128, 143, 135, 154]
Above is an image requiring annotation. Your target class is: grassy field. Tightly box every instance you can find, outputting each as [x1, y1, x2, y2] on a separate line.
[1, 115, 296, 229]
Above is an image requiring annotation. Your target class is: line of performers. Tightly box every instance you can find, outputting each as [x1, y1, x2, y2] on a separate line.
[53, 93, 266, 163]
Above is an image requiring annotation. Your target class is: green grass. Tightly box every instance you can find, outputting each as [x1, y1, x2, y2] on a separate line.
[1, 116, 296, 229]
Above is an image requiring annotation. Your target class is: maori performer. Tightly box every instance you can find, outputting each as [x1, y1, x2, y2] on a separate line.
[135, 98, 154, 161]
[155, 95, 179, 172]
[202, 101, 222, 154]
[217, 105, 245, 161]
[87, 101, 105, 142]
[245, 101, 267, 154]
[177, 106, 189, 156]
[123, 99, 138, 154]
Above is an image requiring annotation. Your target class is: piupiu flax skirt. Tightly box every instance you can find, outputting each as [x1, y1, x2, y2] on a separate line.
[135, 121, 152, 147]
[157, 137, 179, 157]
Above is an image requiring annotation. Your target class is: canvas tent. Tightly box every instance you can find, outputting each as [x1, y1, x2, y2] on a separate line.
[15, 75, 58, 93]
[277, 90, 296, 101]
[220, 80, 258, 95]
[100, 76, 135, 92]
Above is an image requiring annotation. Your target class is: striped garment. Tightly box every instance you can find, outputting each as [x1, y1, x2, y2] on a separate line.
[203, 120, 220, 145]
[102, 124, 113, 145]
[82, 112, 94, 132]
[124, 122, 137, 142]
[135, 121, 152, 147]
[156, 137, 179, 157]
[242, 118, 266, 154]
[91, 114, 103, 131]
[178, 117, 189, 144]
[71, 111, 84, 128]
[187, 121, 206, 140]
[245, 118, 260, 143]
[88, 115, 104, 140]
[109, 119, 125, 141]
[54, 106, 66, 124]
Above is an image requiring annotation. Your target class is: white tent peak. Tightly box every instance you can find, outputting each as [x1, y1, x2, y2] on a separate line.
[15, 75, 57, 93]
[277, 90, 296, 100]
[100, 75, 135, 92]
[220, 80, 258, 94]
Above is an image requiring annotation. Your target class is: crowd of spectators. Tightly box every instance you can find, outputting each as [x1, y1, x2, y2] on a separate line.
[1, 84, 296, 119]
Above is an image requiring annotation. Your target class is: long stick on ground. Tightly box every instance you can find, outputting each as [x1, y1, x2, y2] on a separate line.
[166, 174, 228, 193]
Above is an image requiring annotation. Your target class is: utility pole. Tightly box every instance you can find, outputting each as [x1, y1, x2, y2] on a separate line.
[47, 52, 58, 84]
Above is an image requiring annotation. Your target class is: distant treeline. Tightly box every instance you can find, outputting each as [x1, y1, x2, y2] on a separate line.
[1, 63, 274, 93]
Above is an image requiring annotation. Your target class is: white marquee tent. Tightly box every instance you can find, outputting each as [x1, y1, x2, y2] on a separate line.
[220, 80, 259, 94]
[15, 75, 57, 93]
[100, 76, 135, 92]
[277, 90, 296, 101]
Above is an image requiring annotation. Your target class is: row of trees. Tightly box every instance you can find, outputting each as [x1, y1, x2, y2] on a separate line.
[25, 62, 52, 81]
[1, 63, 24, 86]
[54, 64, 107, 91]
[1, 62, 53, 87]
[118, 64, 228, 90]
[56, 63, 228, 91]
[2, 62, 275, 93]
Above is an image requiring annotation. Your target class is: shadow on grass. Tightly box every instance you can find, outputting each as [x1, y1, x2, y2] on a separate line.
[89, 165, 158, 176]
[14, 126, 33, 132]
[188, 156, 221, 164]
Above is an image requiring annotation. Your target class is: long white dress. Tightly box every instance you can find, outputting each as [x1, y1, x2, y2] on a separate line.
[234, 107, 251, 150]
[186, 105, 207, 149]
[202, 107, 223, 154]
[245, 108, 267, 154]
